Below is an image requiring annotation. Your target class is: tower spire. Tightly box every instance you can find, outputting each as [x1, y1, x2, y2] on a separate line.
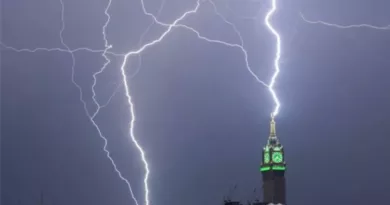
[269, 113, 276, 138]
[267, 114, 279, 146]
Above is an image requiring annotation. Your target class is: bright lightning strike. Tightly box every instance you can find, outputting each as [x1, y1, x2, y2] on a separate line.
[264, 0, 281, 117]
[119, 2, 204, 205]
[119, 0, 273, 204]
[3, 0, 286, 204]
[300, 12, 390, 30]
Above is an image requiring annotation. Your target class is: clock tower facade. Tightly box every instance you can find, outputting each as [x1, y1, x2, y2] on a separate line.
[260, 116, 286, 204]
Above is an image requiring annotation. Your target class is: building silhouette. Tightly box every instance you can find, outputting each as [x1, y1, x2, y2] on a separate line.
[260, 115, 286, 204]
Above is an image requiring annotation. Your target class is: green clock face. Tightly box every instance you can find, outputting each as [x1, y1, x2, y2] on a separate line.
[264, 152, 270, 163]
[272, 152, 283, 163]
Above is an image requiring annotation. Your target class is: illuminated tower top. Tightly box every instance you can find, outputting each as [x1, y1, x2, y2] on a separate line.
[260, 115, 287, 204]
[261, 114, 286, 171]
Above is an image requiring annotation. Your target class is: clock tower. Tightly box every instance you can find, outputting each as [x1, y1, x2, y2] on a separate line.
[260, 115, 286, 204]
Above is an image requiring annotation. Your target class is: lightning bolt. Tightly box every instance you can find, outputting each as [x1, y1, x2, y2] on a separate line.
[118, 1, 203, 204]
[0, 0, 138, 204]
[118, 0, 270, 204]
[137, 0, 268, 87]
[58, 0, 140, 204]
[300, 12, 390, 30]
[2, 0, 284, 204]
[4, 0, 389, 204]
[0, 43, 122, 56]
[264, 0, 281, 117]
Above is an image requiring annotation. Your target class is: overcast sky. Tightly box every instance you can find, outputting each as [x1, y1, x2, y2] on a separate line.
[2, 0, 390, 205]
